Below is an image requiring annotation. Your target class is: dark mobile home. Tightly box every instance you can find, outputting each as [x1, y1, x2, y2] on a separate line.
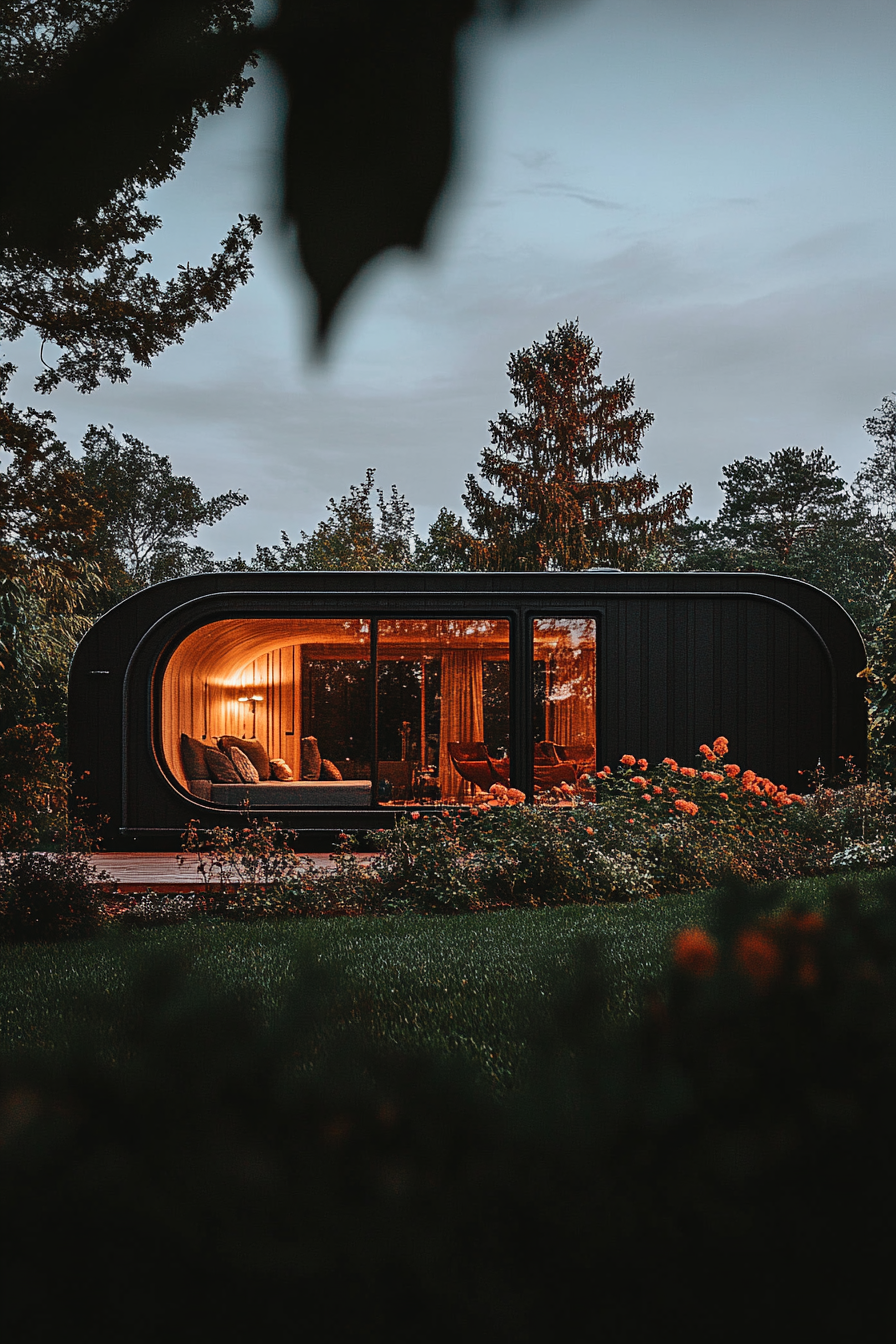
[68, 570, 867, 848]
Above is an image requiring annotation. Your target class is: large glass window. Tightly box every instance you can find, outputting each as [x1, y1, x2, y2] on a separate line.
[160, 618, 372, 805]
[376, 619, 510, 805]
[159, 615, 511, 808]
[533, 618, 597, 799]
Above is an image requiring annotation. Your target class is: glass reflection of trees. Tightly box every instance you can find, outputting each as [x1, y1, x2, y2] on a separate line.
[533, 618, 597, 795]
[376, 619, 510, 803]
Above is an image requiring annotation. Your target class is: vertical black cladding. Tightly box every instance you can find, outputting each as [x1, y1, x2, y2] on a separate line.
[66, 570, 866, 847]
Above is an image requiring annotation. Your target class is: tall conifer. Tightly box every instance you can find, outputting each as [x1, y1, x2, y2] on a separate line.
[461, 320, 691, 570]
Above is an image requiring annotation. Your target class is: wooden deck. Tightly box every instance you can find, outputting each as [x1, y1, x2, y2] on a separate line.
[86, 852, 370, 893]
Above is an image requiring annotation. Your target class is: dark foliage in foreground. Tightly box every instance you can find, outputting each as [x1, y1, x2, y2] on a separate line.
[2, 877, 895, 1341]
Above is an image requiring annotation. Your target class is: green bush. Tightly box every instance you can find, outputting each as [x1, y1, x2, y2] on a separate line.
[180, 801, 653, 920]
[0, 849, 106, 942]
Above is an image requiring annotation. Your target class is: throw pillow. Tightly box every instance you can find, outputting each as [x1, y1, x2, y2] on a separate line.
[301, 736, 322, 781]
[320, 759, 343, 781]
[227, 745, 260, 784]
[269, 758, 293, 781]
[217, 735, 269, 780]
[205, 747, 241, 783]
[180, 733, 211, 780]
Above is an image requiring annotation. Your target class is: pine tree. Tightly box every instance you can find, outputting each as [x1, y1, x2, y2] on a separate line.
[460, 320, 691, 571]
[714, 447, 850, 566]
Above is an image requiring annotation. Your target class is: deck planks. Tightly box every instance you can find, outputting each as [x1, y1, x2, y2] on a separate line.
[85, 851, 369, 892]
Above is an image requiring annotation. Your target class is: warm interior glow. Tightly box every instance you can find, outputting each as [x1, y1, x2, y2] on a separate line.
[160, 618, 370, 787]
[533, 618, 597, 796]
[159, 615, 597, 806]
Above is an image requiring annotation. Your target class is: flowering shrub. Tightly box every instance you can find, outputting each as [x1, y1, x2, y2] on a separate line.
[321, 802, 652, 913]
[0, 850, 107, 942]
[158, 744, 896, 923]
[580, 735, 832, 891]
[106, 891, 201, 927]
[180, 817, 321, 917]
[830, 839, 896, 871]
[176, 786, 653, 920]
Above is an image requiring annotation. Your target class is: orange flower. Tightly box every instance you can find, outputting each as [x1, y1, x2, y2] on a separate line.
[712, 736, 729, 756]
[742, 770, 756, 786]
[585, 826, 594, 835]
[637, 758, 648, 770]
[620, 754, 636, 766]
[668, 786, 678, 795]
[662, 758, 679, 771]
[719, 792, 728, 801]
[698, 744, 718, 762]
[653, 786, 662, 795]
[632, 776, 648, 788]
[641, 793, 652, 802]
[674, 798, 699, 815]
[735, 929, 781, 985]
[411, 811, 420, 820]
[679, 767, 697, 778]
[507, 788, 526, 803]
[672, 927, 718, 977]
[723, 764, 740, 777]
[602, 766, 611, 775]
[702, 771, 724, 783]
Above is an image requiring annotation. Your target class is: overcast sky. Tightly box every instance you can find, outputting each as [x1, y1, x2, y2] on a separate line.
[11, 0, 896, 560]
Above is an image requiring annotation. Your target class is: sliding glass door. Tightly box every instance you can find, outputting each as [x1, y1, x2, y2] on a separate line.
[376, 619, 510, 804]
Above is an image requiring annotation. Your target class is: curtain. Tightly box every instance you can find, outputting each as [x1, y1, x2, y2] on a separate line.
[438, 651, 484, 801]
[547, 647, 596, 751]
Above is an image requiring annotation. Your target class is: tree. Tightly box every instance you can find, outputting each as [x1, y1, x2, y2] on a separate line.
[79, 426, 247, 598]
[0, 2, 261, 396]
[223, 469, 418, 572]
[415, 507, 471, 571]
[650, 443, 890, 637]
[0, 366, 101, 580]
[713, 447, 851, 566]
[0, 0, 525, 344]
[853, 393, 896, 561]
[0, 559, 104, 742]
[458, 319, 692, 571]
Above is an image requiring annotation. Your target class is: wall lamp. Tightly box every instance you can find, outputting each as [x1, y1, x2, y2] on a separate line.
[237, 693, 264, 733]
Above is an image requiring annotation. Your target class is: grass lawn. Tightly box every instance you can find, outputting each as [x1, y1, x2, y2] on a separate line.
[2, 866, 893, 1090]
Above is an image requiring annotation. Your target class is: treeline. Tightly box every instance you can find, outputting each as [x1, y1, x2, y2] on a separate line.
[4, 318, 896, 762]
